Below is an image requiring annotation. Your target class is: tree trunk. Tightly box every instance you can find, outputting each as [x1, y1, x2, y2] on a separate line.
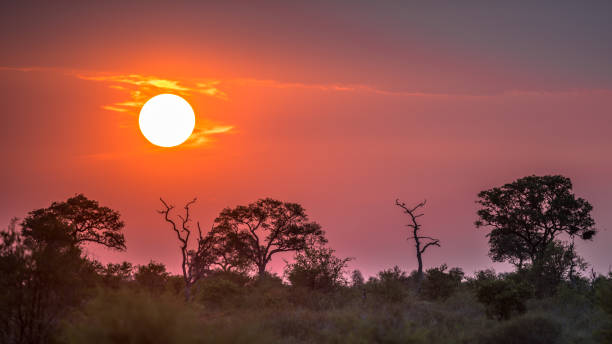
[184, 283, 191, 302]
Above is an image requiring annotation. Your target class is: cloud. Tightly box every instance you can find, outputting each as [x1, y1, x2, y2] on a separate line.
[75, 73, 233, 147]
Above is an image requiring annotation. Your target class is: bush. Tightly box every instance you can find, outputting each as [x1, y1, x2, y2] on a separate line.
[197, 276, 243, 308]
[477, 313, 561, 344]
[366, 266, 411, 302]
[59, 289, 205, 343]
[595, 274, 612, 343]
[475, 274, 533, 320]
[420, 264, 463, 301]
[134, 260, 169, 294]
[285, 246, 352, 292]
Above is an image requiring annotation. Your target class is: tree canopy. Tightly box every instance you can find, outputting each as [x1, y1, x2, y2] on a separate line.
[211, 198, 327, 277]
[22, 194, 126, 250]
[475, 175, 597, 268]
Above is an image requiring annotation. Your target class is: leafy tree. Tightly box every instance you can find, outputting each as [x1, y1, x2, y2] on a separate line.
[134, 261, 170, 294]
[474, 272, 533, 320]
[284, 246, 352, 291]
[200, 226, 252, 273]
[211, 198, 326, 277]
[475, 175, 597, 289]
[0, 195, 126, 343]
[0, 218, 97, 343]
[366, 266, 411, 302]
[420, 264, 464, 300]
[95, 261, 133, 289]
[594, 273, 612, 343]
[395, 199, 440, 291]
[351, 269, 365, 287]
[23, 194, 125, 250]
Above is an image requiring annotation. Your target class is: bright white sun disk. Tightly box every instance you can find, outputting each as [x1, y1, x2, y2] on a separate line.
[139, 94, 195, 147]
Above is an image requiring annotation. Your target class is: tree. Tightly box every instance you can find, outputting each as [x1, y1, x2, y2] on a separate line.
[474, 272, 533, 320]
[134, 261, 170, 294]
[22, 194, 125, 250]
[211, 198, 326, 277]
[284, 245, 352, 291]
[475, 175, 597, 284]
[420, 264, 464, 300]
[159, 198, 214, 301]
[1, 195, 126, 344]
[395, 199, 440, 291]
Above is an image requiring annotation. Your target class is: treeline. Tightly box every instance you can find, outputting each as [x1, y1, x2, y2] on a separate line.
[1, 175, 611, 343]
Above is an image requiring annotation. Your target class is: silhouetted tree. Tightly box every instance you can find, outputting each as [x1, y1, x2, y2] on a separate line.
[201, 226, 251, 273]
[22, 194, 125, 250]
[395, 199, 440, 291]
[284, 245, 352, 291]
[1, 195, 127, 344]
[475, 175, 597, 294]
[134, 260, 169, 294]
[95, 261, 133, 289]
[420, 264, 464, 300]
[159, 198, 214, 301]
[211, 198, 326, 277]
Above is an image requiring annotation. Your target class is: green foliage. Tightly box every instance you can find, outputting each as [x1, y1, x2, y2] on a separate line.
[59, 289, 205, 344]
[134, 260, 169, 294]
[0, 217, 99, 343]
[95, 261, 133, 289]
[285, 246, 352, 291]
[475, 272, 533, 320]
[196, 272, 246, 308]
[366, 266, 411, 302]
[211, 198, 327, 276]
[595, 273, 612, 343]
[23, 194, 126, 250]
[475, 175, 596, 276]
[477, 313, 562, 344]
[420, 264, 464, 301]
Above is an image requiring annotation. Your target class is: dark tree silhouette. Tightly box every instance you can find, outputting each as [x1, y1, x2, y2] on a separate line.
[211, 198, 326, 277]
[284, 245, 352, 291]
[159, 198, 213, 301]
[1, 194, 126, 344]
[22, 194, 125, 250]
[475, 175, 597, 270]
[395, 199, 440, 290]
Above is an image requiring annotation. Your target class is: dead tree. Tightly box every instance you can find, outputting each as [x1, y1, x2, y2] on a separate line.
[395, 199, 440, 291]
[159, 197, 207, 301]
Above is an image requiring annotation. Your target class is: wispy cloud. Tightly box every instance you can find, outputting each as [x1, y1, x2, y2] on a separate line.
[74, 73, 233, 147]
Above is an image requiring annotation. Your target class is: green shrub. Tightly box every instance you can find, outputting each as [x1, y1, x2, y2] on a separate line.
[595, 274, 612, 343]
[366, 266, 411, 302]
[477, 313, 561, 344]
[197, 276, 243, 308]
[420, 264, 463, 301]
[59, 289, 205, 344]
[476, 275, 533, 320]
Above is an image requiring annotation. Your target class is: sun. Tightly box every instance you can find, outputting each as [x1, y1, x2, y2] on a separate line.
[139, 94, 195, 147]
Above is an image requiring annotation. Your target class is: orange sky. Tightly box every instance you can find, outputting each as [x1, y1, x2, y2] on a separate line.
[1, 2, 611, 277]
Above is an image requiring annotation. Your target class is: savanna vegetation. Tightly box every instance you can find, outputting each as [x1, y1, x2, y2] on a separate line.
[1, 175, 611, 343]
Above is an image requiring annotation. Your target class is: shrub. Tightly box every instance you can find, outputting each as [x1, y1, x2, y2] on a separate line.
[134, 260, 169, 294]
[595, 274, 612, 343]
[197, 276, 243, 308]
[475, 275, 533, 320]
[285, 246, 352, 292]
[59, 289, 205, 343]
[420, 264, 463, 301]
[366, 266, 411, 302]
[477, 313, 561, 344]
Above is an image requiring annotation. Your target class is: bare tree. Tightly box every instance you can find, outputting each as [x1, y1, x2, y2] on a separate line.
[159, 198, 210, 301]
[395, 199, 440, 290]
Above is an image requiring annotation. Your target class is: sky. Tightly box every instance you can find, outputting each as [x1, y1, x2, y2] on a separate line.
[1, 1, 611, 278]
